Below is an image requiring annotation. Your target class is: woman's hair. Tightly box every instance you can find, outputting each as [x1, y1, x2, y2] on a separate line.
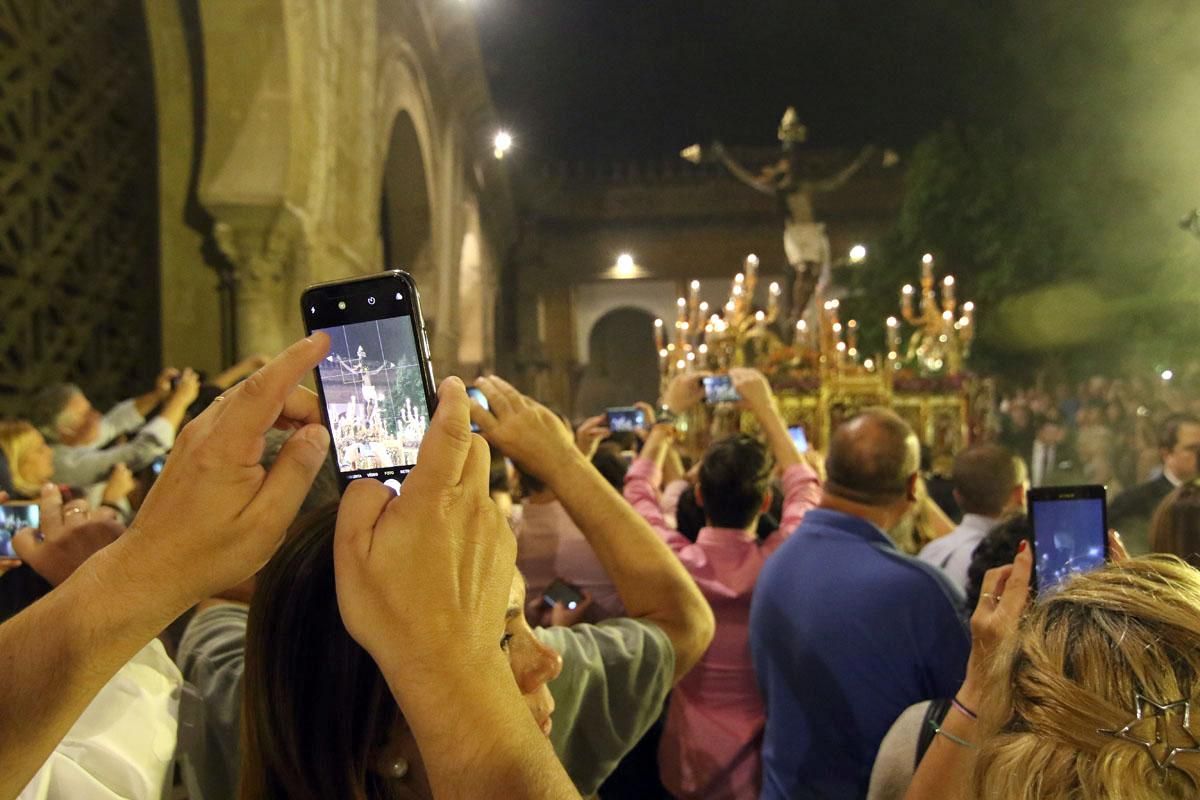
[0, 420, 46, 498]
[241, 503, 402, 800]
[974, 557, 1200, 799]
[1150, 481, 1200, 568]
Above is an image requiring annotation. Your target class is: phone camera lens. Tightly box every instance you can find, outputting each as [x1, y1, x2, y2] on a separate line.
[337, 301, 347, 310]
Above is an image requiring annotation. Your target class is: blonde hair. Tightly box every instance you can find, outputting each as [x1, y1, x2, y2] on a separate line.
[973, 557, 1200, 799]
[0, 420, 48, 498]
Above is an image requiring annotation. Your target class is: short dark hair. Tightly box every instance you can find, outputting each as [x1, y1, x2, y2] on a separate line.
[825, 408, 919, 506]
[591, 443, 630, 492]
[675, 486, 705, 543]
[952, 444, 1022, 517]
[30, 383, 81, 438]
[698, 434, 772, 529]
[965, 514, 1029, 612]
[1159, 413, 1200, 452]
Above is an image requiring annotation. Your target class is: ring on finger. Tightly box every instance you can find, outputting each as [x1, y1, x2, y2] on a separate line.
[63, 506, 88, 517]
[981, 591, 1002, 604]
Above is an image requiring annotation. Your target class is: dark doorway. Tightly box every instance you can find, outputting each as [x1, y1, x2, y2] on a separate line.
[574, 307, 660, 418]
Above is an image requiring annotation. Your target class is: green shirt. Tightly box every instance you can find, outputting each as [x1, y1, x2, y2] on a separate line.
[537, 618, 676, 796]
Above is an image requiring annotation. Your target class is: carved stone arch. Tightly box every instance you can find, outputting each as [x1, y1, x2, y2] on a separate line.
[376, 34, 442, 329]
[574, 306, 662, 417]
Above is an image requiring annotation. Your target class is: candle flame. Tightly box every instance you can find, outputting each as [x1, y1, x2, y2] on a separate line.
[887, 316, 899, 327]
[963, 301, 975, 311]
[902, 284, 914, 295]
[944, 275, 955, 286]
[677, 297, 686, 307]
[654, 318, 663, 328]
[922, 253, 933, 265]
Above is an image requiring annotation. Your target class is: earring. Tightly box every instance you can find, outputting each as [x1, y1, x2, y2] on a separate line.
[389, 757, 409, 780]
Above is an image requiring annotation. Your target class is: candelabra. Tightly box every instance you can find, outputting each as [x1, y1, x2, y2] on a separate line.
[890, 253, 976, 375]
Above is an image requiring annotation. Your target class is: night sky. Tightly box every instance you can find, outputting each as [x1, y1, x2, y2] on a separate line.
[475, 0, 990, 161]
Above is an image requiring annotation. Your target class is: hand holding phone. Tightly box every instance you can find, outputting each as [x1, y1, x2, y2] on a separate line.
[605, 407, 646, 434]
[302, 271, 438, 489]
[1028, 485, 1108, 595]
[543, 578, 585, 611]
[702, 375, 742, 405]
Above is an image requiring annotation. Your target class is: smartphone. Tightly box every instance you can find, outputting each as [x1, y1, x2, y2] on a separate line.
[702, 375, 741, 404]
[0, 502, 39, 559]
[1028, 485, 1108, 595]
[150, 456, 167, 476]
[788, 425, 809, 453]
[467, 387, 490, 433]
[543, 578, 585, 611]
[302, 271, 438, 489]
[606, 407, 646, 433]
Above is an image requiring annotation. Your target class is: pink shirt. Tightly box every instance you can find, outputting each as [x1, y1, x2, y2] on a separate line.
[624, 458, 821, 800]
[513, 498, 625, 625]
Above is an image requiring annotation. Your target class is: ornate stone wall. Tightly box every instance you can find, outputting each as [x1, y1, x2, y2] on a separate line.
[512, 152, 902, 416]
[0, 0, 162, 413]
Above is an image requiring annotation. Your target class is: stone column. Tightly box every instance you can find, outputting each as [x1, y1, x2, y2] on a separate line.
[211, 204, 311, 358]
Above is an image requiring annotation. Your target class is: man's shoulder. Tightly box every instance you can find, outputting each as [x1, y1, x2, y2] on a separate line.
[1111, 476, 1170, 517]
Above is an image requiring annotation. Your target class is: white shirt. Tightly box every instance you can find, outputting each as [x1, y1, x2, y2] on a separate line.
[1031, 440, 1056, 487]
[19, 640, 182, 800]
[918, 513, 1002, 593]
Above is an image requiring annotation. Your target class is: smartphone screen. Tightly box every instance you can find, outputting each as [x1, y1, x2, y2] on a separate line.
[703, 375, 741, 404]
[543, 578, 585, 610]
[788, 425, 809, 453]
[0, 503, 39, 559]
[303, 271, 437, 489]
[467, 387, 490, 433]
[1029, 485, 1108, 595]
[606, 407, 645, 433]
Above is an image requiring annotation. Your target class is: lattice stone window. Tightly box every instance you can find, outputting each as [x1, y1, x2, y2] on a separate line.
[0, 0, 161, 416]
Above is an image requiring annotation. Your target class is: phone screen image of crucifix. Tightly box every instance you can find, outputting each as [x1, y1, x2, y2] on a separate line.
[316, 317, 430, 476]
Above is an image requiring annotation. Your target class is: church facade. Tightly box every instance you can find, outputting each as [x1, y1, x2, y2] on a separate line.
[0, 0, 512, 413]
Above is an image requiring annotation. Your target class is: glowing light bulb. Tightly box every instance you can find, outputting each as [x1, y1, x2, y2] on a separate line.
[493, 129, 513, 159]
[849, 244, 867, 263]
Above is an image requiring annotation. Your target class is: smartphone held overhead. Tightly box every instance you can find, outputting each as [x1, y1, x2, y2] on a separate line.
[702, 375, 741, 404]
[302, 271, 438, 490]
[543, 578, 585, 611]
[605, 407, 646, 433]
[1028, 485, 1108, 595]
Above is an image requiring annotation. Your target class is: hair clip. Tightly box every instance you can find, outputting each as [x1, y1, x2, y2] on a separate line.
[1099, 692, 1200, 771]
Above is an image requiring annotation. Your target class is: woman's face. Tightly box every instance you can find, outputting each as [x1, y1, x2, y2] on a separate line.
[18, 431, 55, 485]
[504, 572, 563, 736]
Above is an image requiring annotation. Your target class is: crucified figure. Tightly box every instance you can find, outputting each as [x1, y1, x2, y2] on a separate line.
[329, 345, 394, 436]
[685, 108, 895, 322]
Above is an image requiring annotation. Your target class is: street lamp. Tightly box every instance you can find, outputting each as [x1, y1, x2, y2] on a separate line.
[614, 253, 637, 278]
[493, 130, 513, 159]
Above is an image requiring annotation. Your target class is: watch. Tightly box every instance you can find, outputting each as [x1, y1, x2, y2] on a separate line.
[655, 405, 680, 425]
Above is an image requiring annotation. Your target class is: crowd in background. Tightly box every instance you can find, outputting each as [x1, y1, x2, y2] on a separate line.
[3, 339, 1200, 800]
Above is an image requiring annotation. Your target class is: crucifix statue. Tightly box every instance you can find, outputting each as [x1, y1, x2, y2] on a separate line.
[683, 107, 896, 322]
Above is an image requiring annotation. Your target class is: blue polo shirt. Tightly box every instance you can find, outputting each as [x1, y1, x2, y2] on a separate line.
[749, 508, 970, 799]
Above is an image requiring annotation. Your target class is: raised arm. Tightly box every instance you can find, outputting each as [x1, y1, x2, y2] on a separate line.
[474, 377, 715, 682]
[712, 142, 776, 196]
[729, 368, 821, 540]
[623, 425, 693, 554]
[0, 335, 333, 798]
[814, 144, 877, 192]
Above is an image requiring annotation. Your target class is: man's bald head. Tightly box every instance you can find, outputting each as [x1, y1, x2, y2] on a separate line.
[825, 408, 920, 507]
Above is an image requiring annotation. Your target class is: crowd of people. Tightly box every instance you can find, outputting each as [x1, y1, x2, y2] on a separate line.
[2, 335, 1200, 799]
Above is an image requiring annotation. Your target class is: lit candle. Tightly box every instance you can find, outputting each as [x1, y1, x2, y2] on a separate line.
[942, 275, 956, 306]
[745, 254, 759, 282]
[886, 315, 900, 353]
[847, 319, 859, 353]
[901, 284, 914, 317]
[755, 310, 766, 328]
[795, 319, 808, 347]
[921, 253, 934, 282]
[676, 296, 687, 324]
[689, 279, 701, 307]
[962, 300, 975, 326]
[654, 318, 664, 350]
[768, 281, 781, 316]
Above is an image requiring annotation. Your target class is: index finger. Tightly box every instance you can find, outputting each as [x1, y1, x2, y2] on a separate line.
[212, 333, 330, 451]
[37, 484, 64, 541]
[998, 541, 1033, 619]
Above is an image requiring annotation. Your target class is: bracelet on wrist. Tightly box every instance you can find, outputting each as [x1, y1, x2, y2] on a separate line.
[927, 718, 977, 750]
[951, 696, 979, 721]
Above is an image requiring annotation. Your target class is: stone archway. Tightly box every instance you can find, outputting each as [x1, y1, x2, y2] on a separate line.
[573, 307, 661, 417]
[381, 110, 433, 277]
